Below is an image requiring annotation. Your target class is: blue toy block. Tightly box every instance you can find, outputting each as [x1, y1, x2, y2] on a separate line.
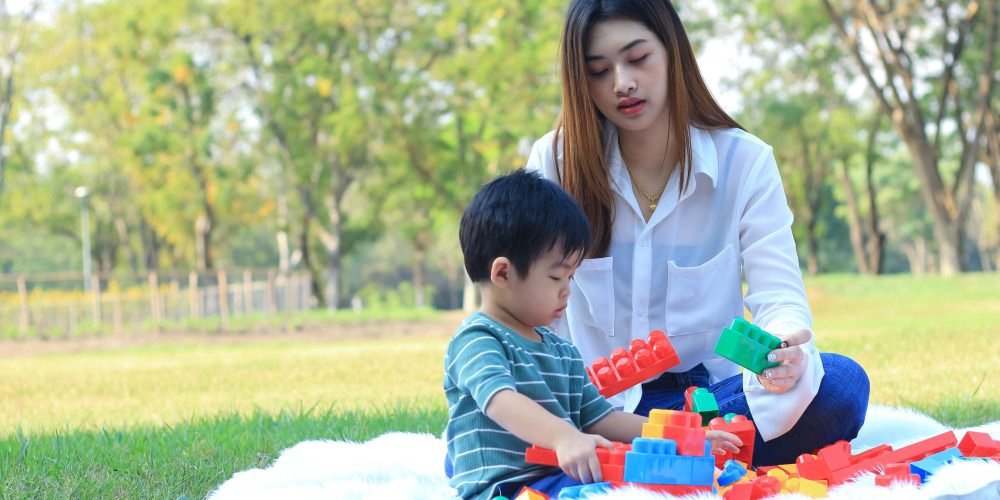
[623, 437, 714, 486]
[717, 459, 748, 487]
[557, 482, 612, 499]
[910, 447, 963, 482]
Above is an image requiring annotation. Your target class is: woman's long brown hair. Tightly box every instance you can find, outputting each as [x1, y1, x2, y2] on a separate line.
[556, 0, 743, 257]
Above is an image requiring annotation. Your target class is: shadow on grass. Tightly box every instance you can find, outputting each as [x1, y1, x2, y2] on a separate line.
[1, 401, 448, 499]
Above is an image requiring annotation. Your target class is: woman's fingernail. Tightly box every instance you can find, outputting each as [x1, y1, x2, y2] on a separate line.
[767, 353, 777, 362]
[764, 370, 773, 379]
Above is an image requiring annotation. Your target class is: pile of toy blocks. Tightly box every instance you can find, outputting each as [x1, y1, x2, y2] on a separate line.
[496, 321, 1000, 499]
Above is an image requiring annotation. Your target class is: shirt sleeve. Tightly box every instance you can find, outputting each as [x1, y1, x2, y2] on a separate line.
[445, 328, 518, 412]
[737, 146, 824, 441]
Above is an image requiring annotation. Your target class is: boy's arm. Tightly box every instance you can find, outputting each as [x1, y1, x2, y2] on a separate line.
[583, 410, 647, 443]
[486, 389, 612, 484]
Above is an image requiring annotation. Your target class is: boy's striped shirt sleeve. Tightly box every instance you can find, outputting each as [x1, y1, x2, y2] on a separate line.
[446, 329, 516, 411]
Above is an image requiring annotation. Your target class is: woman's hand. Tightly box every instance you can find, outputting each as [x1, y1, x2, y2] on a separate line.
[757, 328, 811, 394]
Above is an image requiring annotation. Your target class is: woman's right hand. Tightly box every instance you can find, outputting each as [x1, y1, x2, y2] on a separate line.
[553, 431, 614, 483]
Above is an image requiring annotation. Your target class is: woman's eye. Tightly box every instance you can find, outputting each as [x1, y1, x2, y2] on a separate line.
[588, 68, 608, 77]
[630, 54, 649, 64]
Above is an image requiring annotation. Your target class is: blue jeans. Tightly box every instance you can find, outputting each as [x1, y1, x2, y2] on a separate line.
[633, 353, 869, 466]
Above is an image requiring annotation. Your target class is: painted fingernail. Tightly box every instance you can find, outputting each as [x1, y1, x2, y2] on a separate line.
[780, 341, 789, 349]
[767, 353, 777, 362]
[764, 370, 773, 379]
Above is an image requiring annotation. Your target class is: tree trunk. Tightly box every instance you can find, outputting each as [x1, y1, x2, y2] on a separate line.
[195, 213, 213, 273]
[298, 211, 323, 308]
[413, 248, 426, 309]
[838, 158, 870, 274]
[862, 150, 885, 274]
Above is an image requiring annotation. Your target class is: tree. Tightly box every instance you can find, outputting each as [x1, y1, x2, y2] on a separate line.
[0, 0, 39, 195]
[821, 0, 998, 274]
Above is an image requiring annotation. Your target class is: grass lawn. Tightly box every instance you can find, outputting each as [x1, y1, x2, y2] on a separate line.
[2, 274, 998, 498]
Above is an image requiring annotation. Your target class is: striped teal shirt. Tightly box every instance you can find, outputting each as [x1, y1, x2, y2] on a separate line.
[444, 312, 614, 500]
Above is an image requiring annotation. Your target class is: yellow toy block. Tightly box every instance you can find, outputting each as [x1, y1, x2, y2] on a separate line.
[785, 477, 828, 498]
[767, 468, 790, 484]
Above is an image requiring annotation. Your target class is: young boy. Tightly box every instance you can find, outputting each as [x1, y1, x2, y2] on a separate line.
[445, 170, 743, 499]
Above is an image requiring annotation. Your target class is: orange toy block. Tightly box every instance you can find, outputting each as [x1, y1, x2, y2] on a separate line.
[874, 463, 921, 487]
[642, 409, 707, 457]
[587, 331, 680, 398]
[958, 431, 1000, 458]
[709, 414, 756, 465]
[513, 486, 549, 500]
[830, 431, 957, 484]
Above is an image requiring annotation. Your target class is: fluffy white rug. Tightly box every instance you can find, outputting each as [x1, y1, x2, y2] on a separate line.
[209, 405, 1000, 499]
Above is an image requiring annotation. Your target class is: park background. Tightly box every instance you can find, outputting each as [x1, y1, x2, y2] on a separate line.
[1, 0, 998, 497]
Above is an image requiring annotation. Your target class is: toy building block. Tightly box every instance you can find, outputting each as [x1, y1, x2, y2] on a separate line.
[958, 431, 1000, 457]
[714, 318, 781, 375]
[513, 486, 549, 500]
[612, 483, 712, 496]
[830, 430, 957, 484]
[709, 414, 756, 466]
[556, 482, 611, 499]
[784, 477, 828, 498]
[910, 447, 962, 482]
[874, 463, 920, 487]
[747, 475, 782, 499]
[683, 386, 696, 412]
[525, 443, 631, 483]
[690, 388, 719, 425]
[623, 437, 715, 486]
[717, 459, 748, 487]
[721, 481, 754, 500]
[795, 453, 833, 482]
[587, 330, 680, 398]
[642, 409, 707, 457]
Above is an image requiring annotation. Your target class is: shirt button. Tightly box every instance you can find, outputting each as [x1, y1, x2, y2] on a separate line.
[639, 238, 649, 247]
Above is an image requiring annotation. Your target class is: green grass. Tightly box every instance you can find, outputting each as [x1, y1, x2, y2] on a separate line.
[1, 274, 998, 497]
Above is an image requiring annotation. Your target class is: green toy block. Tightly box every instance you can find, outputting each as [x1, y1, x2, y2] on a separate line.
[691, 388, 719, 425]
[714, 318, 782, 375]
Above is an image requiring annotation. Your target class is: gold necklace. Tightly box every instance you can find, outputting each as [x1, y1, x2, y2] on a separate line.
[625, 166, 669, 211]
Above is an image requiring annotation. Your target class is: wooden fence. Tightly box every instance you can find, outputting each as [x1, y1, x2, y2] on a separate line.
[0, 270, 313, 339]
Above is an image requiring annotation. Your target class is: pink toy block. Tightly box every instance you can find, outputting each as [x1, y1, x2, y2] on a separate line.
[642, 409, 707, 457]
[874, 462, 921, 487]
[587, 330, 680, 398]
[958, 431, 1000, 458]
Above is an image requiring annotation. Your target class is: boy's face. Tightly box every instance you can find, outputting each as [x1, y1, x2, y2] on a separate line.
[505, 246, 582, 327]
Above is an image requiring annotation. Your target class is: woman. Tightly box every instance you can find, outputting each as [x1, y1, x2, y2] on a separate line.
[526, 0, 869, 466]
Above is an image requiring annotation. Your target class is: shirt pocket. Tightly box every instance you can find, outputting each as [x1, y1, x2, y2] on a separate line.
[567, 256, 615, 336]
[665, 244, 744, 337]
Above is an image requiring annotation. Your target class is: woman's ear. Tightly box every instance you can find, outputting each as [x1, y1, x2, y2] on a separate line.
[490, 257, 513, 288]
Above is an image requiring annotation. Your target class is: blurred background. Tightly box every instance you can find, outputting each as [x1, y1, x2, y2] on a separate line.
[0, 0, 996, 338]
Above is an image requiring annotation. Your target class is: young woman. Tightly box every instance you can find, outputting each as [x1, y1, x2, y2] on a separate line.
[526, 0, 869, 466]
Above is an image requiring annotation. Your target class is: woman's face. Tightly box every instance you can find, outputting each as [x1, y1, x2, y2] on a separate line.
[584, 18, 670, 133]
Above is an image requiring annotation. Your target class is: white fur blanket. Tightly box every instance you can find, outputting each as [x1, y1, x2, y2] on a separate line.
[210, 406, 1000, 499]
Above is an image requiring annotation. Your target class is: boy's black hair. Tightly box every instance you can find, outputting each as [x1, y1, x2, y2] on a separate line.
[460, 169, 591, 282]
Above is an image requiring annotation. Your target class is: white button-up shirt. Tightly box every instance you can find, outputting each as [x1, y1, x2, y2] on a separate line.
[526, 124, 824, 441]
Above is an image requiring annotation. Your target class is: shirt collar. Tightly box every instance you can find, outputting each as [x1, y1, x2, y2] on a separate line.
[605, 123, 720, 196]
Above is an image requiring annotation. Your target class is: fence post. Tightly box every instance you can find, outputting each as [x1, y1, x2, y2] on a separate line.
[91, 274, 102, 328]
[112, 287, 123, 335]
[265, 269, 277, 314]
[17, 275, 30, 337]
[188, 271, 200, 318]
[243, 269, 254, 316]
[149, 272, 162, 327]
[218, 270, 229, 329]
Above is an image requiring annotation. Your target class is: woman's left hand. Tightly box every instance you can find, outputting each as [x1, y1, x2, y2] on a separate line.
[756, 329, 811, 394]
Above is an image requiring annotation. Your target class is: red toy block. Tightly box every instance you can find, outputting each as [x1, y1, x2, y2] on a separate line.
[748, 475, 782, 499]
[683, 386, 697, 412]
[874, 463, 920, 487]
[830, 431, 957, 484]
[709, 414, 756, 465]
[795, 453, 833, 482]
[958, 431, 1000, 458]
[816, 440, 852, 471]
[722, 482, 754, 500]
[587, 330, 680, 398]
[850, 444, 892, 464]
[524, 442, 631, 483]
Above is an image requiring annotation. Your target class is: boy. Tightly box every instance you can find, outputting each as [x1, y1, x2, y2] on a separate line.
[445, 170, 742, 499]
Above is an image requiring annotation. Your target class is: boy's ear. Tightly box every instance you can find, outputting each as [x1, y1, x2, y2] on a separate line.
[490, 257, 513, 288]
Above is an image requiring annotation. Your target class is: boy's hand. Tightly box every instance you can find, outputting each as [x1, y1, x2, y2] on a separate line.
[757, 328, 811, 394]
[706, 429, 743, 456]
[553, 431, 614, 484]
